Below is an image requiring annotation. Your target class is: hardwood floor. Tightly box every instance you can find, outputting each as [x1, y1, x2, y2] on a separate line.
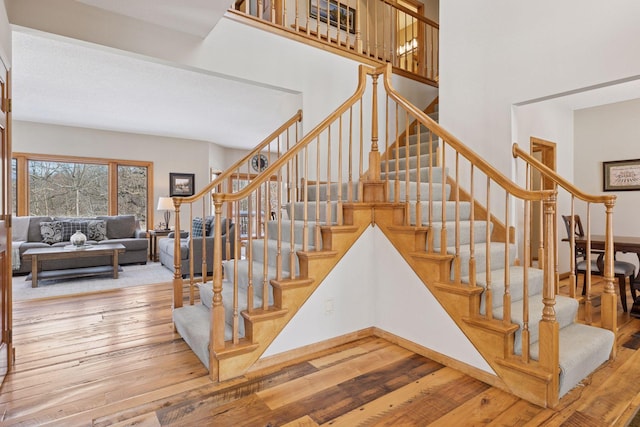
[1, 277, 640, 426]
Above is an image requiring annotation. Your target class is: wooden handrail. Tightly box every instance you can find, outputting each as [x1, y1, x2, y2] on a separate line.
[213, 64, 374, 204]
[512, 143, 616, 204]
[381, 0, 439, 28]
[172, 109, 302, 206]
[380, 64, 551, 202]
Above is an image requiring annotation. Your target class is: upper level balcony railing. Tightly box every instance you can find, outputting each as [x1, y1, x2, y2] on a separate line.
[232, 0, 439, 85]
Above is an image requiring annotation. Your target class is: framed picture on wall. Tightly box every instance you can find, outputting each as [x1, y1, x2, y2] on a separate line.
[309, 0, 356, 34]
[602, 159, 640, 191]
[169, 173, 195, 196]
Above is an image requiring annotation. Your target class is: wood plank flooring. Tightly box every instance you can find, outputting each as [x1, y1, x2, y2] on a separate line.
[1, 277, 640, 426]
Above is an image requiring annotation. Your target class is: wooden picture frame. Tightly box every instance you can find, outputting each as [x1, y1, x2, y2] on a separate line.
[309, 0, 356, 34]
[169, 173, 195, 197]
[603, 159, 640, 191]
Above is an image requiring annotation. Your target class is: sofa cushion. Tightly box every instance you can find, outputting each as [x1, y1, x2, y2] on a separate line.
[40, 221, 64, 244]
[28, 216, 53, 242]
[13, 216, 30, 242]
[97, 215, 136, 239]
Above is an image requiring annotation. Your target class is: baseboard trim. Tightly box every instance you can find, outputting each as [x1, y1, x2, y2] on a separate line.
[248, 326, 509, 395]
[248, 327, 377, 375]
[370, 327, 508, 392]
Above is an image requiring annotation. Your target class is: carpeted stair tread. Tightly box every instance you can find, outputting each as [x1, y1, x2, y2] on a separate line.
[471, 266, 545, 313]
[251, 238, 310, 272]
[287, 202, 340, 224]
[266, 219, 322, 246]
[387, 181, 450, 201]
[382, 153, 437, 170]
[199, 281, 269, 338]
[173, 304, 231, 369]
[223, 259, 284, 298]
[406, 200, 472, 224]
[431, 220, 493, 249]
[391, 138, 439, 158]
[306, 182, 359, 202]
[503, 295, 579, 356]
[381, 166, 447, 183]
[530, 323, 614, 397]
[449, 242, 516, 277]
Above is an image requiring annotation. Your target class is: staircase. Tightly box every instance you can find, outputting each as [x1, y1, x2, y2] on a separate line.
[374, 101, 614, 404]
[170, 64, 616, 408]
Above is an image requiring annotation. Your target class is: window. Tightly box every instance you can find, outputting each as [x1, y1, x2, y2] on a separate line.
[28, 160, 108, 216]
[13, 153, 152, 230]
[117, 165, 148, 228]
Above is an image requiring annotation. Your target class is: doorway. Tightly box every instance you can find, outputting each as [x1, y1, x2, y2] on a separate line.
[529, 137, 556, 265]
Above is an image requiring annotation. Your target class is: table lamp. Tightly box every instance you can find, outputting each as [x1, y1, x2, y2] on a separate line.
[157, 197, 174, 230]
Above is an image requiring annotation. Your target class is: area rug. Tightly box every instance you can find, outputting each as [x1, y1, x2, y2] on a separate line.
[12, 262, 174, 301]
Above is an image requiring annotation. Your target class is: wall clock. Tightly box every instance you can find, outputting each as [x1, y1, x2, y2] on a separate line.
[251, 154, 268, 172]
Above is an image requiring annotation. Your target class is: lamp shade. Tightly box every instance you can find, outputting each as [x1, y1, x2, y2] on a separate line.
[157, 197, 173, 211]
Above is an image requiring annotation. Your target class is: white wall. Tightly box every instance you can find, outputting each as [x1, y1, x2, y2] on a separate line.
[440, 1, 640, 179]
[265, 226, 494, 374]
[574, 99, 640, 268]
[12, 120, 216, 230]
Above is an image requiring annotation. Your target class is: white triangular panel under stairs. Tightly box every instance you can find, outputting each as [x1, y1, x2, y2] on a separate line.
[261, 226, 495, 376]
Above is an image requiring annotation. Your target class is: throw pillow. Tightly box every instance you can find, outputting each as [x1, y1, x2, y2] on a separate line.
[40, 221, 63, 244]
[192, 217, 204, 237]
[204, 216, 215, 236]
[60, 220, 90, 241]
[87, 219, 107, 241]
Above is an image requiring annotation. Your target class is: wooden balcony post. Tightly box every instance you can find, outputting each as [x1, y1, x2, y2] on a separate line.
[355, 2, 362, 54]
[600, 199, 618, 339]
[539, 192, 559, 407]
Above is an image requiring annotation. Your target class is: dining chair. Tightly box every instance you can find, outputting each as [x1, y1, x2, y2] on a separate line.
[562, 214, 636, 312]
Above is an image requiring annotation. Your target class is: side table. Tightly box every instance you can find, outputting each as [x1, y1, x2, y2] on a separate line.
[149, 229, 172, 262]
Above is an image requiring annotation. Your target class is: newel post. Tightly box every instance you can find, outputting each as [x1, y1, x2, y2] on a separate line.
[600, 199, 618, 340]
[172, 198, 183, 309]
[539, 192, 560, 406]
[211, 199, 226, 352]
[368, 72, 381, 181]
[362, 70, 386, 202]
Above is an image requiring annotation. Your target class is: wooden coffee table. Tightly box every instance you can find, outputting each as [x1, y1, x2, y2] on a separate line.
[22, 243, 126, 288]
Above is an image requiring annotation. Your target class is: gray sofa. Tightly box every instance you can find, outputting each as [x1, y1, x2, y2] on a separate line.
[12, 215, 148, 275]
[158, 218, 235, 277]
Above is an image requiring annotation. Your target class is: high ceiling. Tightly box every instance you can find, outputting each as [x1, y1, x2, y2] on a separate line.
[10, 1, 301, 150]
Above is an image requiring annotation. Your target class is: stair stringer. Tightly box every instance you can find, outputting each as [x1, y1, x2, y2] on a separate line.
[214, 205, 373, 381]
[372, 208, 559, 408]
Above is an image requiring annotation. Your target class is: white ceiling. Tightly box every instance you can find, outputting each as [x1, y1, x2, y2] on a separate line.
[11, 1, 301, 150]
[76, 0, 229, 38]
